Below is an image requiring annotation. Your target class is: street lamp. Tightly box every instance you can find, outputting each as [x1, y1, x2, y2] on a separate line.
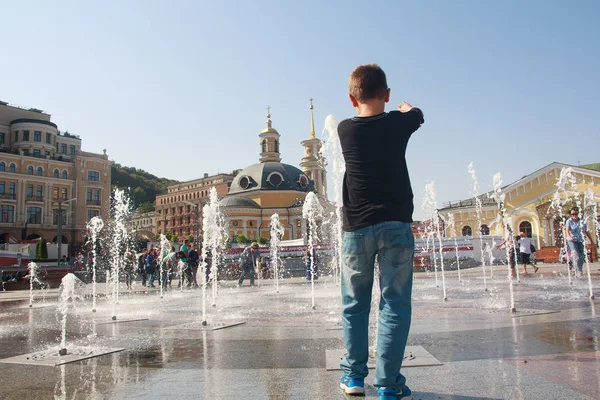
[53, 198, 77, 267]
[183, 201, 200, 245]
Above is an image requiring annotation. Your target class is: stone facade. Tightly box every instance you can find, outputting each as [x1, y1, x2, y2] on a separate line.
[0, 102, 111, 252]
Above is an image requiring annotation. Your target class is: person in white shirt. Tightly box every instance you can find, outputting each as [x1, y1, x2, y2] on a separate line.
[518, 231, 538, 275]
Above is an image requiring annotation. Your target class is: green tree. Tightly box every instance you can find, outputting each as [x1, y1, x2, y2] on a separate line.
[35, 241, 42, 260]
[236, 234, 250, 244]
[40, 238, 48, 260]
[186, 234, 194, 243]
[257, 236, 268, 245]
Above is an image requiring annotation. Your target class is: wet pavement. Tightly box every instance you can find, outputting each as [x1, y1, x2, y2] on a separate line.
[0, 262, 598, 399]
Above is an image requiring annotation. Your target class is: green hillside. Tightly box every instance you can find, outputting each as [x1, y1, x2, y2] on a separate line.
[581, 163, 600, 172]
[111, 163, 178, 211]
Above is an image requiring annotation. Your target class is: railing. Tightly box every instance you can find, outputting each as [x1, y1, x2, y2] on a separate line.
[0, 193, 16, 200]
[26, 195, 44, 202]
[86, 200, 101, 206]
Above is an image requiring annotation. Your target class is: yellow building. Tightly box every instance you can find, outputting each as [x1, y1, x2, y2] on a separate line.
[439, 162, 600, 249]
[222, 102, 327, 241]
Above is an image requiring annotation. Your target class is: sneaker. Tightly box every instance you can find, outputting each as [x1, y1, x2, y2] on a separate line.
[378, 386, 412, 400]
[340, 375, 365, 395]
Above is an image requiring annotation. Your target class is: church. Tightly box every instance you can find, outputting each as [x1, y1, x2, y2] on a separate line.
[220, 101, 327, 241]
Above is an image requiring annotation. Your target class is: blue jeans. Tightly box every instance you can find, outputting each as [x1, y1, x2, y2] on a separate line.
[340, 221, 414, 390]
[238, 263, 255, 285]
[567, 240, 585, 273]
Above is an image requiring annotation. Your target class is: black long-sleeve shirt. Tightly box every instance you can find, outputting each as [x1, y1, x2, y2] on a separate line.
[338, 109, 424, 232]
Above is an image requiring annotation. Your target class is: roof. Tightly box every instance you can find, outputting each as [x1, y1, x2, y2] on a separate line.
[228, 162, 314, 195]
[220, 196, 261, 208]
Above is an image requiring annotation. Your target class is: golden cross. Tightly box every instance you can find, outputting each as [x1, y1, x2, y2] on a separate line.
[266, 105, 271, 116]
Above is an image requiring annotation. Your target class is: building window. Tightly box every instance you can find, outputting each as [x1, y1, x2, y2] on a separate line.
[33, 150, 41, 157]
[461, 225, 472, 236]
[61, 188, 67, 200]
[262, 139, 267, 153]
[9, 163, 15, 173]
[53, 210, 67, 225]
[53, 187, 59, 200]
[62, 170, 68, 179]
[36, 185, 42, 199]
[61, 143, 67, 153]
[13, 131, 18, 141]
[23, 149, 30, 156]
[46, 133, 52, 144]
[480, 224, 490, 235]
[9, 182, 15, 198]
[26, 207, 42, 224]
[70, 145, 75, 155]
[87, 189, 92, 201]
[34, 131, 41, 142]
[23, 131, 30, 141]
[27, 166, 34, 175]
[37, 167, 43, 176]
[274, 140, 279, 152]
[54, 169, 59, 178]
[88, 171, 100, 181]
[87, 209, 100, 221]
[0, 182, 4, 194]
[27, 184, 33, 197]
[519, 221, 532, 238]
[0, 205, 15, 223]
[0, 162, 4, 172]
[94, 190, 100, 202]
[0, 132, 4, 144]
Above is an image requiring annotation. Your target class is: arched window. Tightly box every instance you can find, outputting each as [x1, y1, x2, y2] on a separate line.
[262, 139, 267, 153]
[274, 140, 279, 153]
[0, 162, 4, 172]
[519, 221, 532, 238]
[62, 170, 68, 179]
[53, 169, 59, 178]
[9, 163, 15, 173]
[461, 225, 472, 236]
[480, 224, 490, 235]
[37, 167, 43, 176]
[27, 166, 34, 175]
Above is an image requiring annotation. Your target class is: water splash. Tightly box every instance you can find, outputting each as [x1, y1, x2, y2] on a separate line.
[468, 162, 488, 290]
[424, 182, 447, 301]
[421, 184, 438, 287]
[303, 192, 324, 309]
[201, 187, 227, 322]
[270, 214, 285, 293]
[158, 234, 171, 298]
[583, 189, 597, 300]
[446, 213, 462, 282]
[27, 261, 42, 307]
[58, 273, 84, 352]
[549, 167, 577, 285]
[490, 172, 516, 312]
[110, 189, 131, 320]
[86, 217, 104, 312]
[321, 115, 344, 285]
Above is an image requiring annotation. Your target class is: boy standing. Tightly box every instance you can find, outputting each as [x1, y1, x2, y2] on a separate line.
[338, 64, 424, 400]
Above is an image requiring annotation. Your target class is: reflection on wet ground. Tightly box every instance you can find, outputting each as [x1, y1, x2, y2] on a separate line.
[0, 266, 598, 399]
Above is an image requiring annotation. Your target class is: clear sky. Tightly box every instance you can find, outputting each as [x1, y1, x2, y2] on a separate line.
[1, 0, 599, 219]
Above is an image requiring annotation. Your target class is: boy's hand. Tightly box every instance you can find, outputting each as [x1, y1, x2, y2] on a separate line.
[398, 101, 413, 113]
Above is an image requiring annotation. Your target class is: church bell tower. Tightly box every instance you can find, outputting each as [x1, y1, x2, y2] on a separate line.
[300, 99, 327, 197]
[259, 106, 282, 163]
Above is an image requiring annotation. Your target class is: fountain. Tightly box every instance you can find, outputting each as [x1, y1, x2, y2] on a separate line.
[446, 213, 462, 282]
[158, 234, 171, 298]
[468, 162, 488, 290]
[110, 189, 131, 320]
[302, 192, 324, 310]
[321, 115, 345, 286]
[269, 214, 284, 293]
[58, 273, 83, 355]
[583, 189, 597, 300]
[200, 187, 227, 324]
[549, 167, 577, 285]
[490, 172, 516, 312]
[424, 182, 447, 301]
[87, 217, 104, 312]
[26, 261, 42, 308]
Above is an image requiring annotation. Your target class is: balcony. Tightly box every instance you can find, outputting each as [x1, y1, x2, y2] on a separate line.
[86, 199, 101, 206]
[0, 193, 16, 200]
[26, 195, 44, 202]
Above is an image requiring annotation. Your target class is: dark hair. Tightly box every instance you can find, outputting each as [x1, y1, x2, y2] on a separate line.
[349, 64, 388, 102]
